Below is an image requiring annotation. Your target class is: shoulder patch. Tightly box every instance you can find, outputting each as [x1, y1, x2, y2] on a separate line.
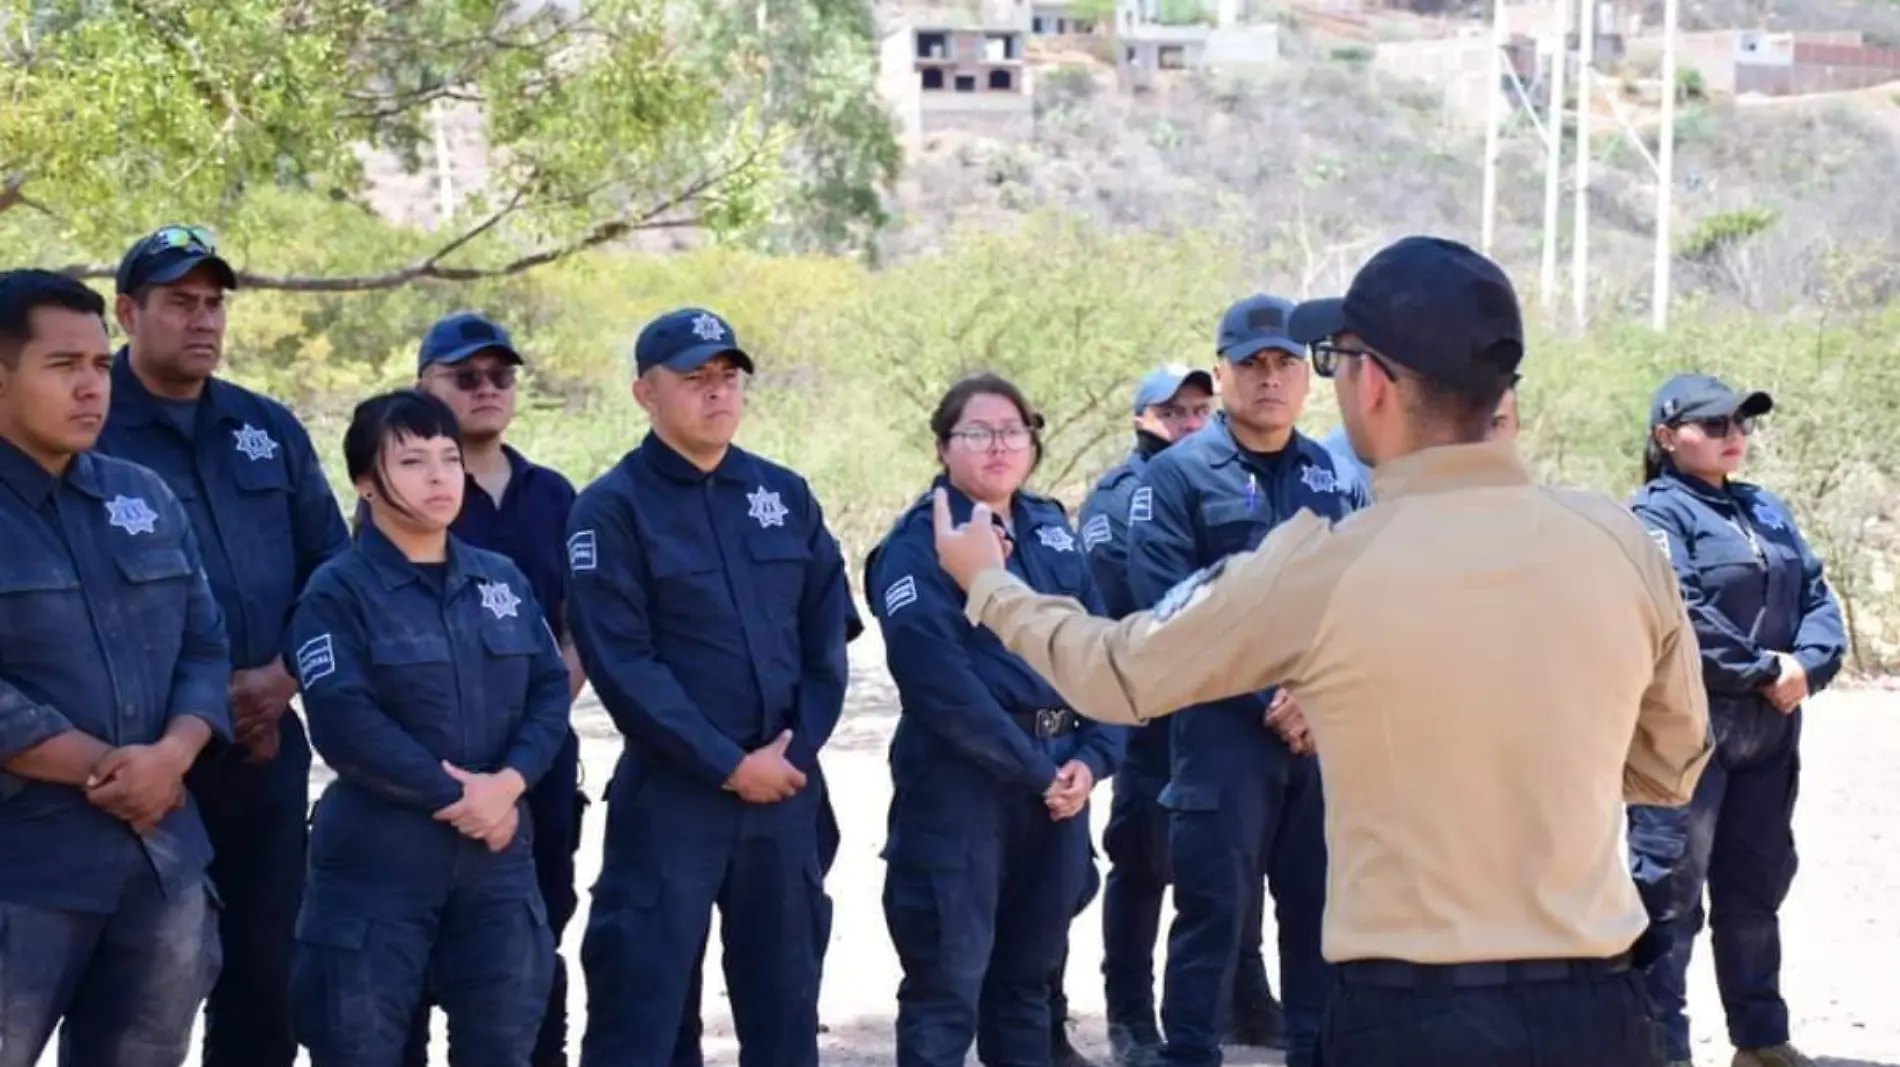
[567, 529, 598, 572]
[296, 634, 337, 687]
[1081, 513, 1112, 551]
[1129, 486, 1154, 524]
[1649, 527, 1670, 559]
[1152, 558, 1228, 623]
[883, 574, 919, 616]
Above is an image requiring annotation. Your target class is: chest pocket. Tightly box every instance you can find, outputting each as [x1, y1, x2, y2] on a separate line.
[368, 635, 455, 730]
[747, 535, 811, 613]
[646, 538, 730, 624]
[1199, 497, 1265, 559]
[480, 623, 541, 712]
[227, 442, 295, 546]
[0, 562, 86, 663]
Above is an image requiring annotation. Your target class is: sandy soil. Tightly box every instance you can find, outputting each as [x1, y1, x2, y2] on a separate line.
[87, 632, 1900, 1067]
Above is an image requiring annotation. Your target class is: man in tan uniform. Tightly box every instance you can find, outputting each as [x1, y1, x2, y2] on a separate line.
[930, 236, 1711, 1067]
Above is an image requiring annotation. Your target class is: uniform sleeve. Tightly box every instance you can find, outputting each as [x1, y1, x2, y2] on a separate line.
[1067, 567, 1128, 783]
[499, 580, 575, 789]
[166, 495, 234, 741]
[0, 682, 75, 765]
[965, 512, 1336, 726]
[785, 492, 852, 774]
[1081, 483, 1137, 619]
[284, 415, 351, 597]
[1634, 500, 1779, 692]
[1625, 543, 1715, 806]
[871, 533, 1061, 794]
[288, 580, 462, 812]
[1784, 512, 1848, 693]
[564, 493, 748, 789]
[544, 477, 580, 643]
[1125, 461, 1199, 610]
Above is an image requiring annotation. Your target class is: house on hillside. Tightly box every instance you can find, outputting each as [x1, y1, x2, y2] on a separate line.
[1031, 1, 1102, 36]
[876, 14, 1036, 144]
[1113, 0, 1283, 90]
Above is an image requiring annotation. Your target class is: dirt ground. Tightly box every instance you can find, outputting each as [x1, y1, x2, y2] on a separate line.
[138, 631, 1900, 1066]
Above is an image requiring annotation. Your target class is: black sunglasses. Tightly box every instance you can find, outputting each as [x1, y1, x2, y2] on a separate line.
[1675, 415, 1754, 438]
[435, 366, 518, 392]
[1311, 341, 1398, 381]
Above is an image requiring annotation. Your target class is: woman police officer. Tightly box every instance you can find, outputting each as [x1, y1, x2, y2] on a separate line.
[1627, 374, 1846, 1067]
[286, 389, 571, 1066]
[865, 373, 1127, 1067]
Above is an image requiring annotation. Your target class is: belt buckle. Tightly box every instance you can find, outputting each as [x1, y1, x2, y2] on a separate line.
[1035, 708, 1062, 739]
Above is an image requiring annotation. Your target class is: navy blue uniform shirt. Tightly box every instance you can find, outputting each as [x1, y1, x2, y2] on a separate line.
[564, 433, 853, 788]
[1632, 469, 1847, 701]
[1079, 434, 1168, 785]
[1125, 413, 1367, 798]
[451, 445, 577, 639]
[0, 439, 233, 913]
[97, 352, 350, 671]
[285, 525, 571, 904]
[867, 478, 1128, 797]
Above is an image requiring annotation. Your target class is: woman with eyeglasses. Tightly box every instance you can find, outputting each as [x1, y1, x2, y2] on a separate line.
[1627, 374, 1846, 1067]
[284, 390, 571, 1066]
[864, 373, 1127, 1067]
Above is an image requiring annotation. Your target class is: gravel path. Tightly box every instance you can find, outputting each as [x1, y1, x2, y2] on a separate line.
[103, 634, 1900, 1066]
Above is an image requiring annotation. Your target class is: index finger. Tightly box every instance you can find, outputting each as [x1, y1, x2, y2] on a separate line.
[932, 487, 952, 536]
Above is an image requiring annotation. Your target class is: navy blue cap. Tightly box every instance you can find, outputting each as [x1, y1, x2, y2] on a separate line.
[418, 312, 524, 373]
[115, 224, 237, 295]
[1216, 295, 1304, 363]
[1131, 363, 1215, 415]
[1288, 236, 1524, 391]
[1649, 374, 1772, 429]
[634, 307, 754, 376]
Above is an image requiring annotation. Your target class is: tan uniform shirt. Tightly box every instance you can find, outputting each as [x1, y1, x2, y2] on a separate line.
[965, 441, 1711, 965]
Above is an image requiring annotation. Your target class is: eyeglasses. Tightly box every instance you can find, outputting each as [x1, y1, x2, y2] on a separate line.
[1311, 341, 1397, 381]
[1676, 415, 1754, 438]
[149, 224, 217, 255]
[948, 425, 1033, 452]
[435, 366, 518, 392]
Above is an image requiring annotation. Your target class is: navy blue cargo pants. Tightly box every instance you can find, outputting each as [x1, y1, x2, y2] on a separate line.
[191, 721, 311, 1067]
[884, 794, 1093, 1067]
[1629, 703, 1802, 1062]
[1314, 957, 1666, 1066]
[1162, 717, 1328, 1067]
[404, 730, 585, 1067]
[0, 867, 222, 1067]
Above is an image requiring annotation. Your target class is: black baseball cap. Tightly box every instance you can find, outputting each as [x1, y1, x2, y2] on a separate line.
[1289, 236, 1524, 391]
[633, 307, 754, 375]
[116, 224, 238, 295]
[1649, 373, 1773, 429]
[418, 312, 524, 374]
[1217, 295, 1304, 363]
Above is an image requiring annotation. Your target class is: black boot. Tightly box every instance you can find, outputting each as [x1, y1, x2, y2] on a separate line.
[1224, 992, 1286, 1050]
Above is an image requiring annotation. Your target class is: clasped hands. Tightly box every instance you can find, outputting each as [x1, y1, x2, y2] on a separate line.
[1761, 652, 1808, 715]
[230, 658, 299, 765]
[434, 763, 527, 852]
[85, 739, 194, 836]
[1044, 760, 1093, 822]
[724, 729, 807, 804]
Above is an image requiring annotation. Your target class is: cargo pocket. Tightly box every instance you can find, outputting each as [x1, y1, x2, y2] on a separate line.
[880, 829, 977, 970]
[804, 855, 834, 999]
[290, 912, 375, 1058]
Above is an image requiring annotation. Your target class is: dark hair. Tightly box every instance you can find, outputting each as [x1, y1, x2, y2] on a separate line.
[1388, 349, 1515, 444]
[1642, 428, 1669, 484]
[929, 372, 1046, 473]
[0, 269, 107, 366]
[344, 389, 462, 527]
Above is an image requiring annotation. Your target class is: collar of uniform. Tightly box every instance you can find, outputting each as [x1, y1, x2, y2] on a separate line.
[109, 348, 241, 430]
[466, 443, 535, 502]
[1659, 465, 1737, 508]
[1205, 411, 1305, 470]
[637, 430, 757, 486]
[930, 474, 1036, 530]
[0, 437, 110, 507]
[1369, 440, 1531, 499]
[1133, 430, 1169, 461]
[358, 520, 475, 594]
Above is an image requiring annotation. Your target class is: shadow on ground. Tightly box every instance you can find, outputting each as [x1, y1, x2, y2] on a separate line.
[1815, 1057, 1900, 1067]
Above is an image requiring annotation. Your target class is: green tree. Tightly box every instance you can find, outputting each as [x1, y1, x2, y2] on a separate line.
[0, 0, 899, 287]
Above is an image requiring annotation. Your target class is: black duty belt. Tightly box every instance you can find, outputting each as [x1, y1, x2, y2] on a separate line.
[1337, 953, 1632, 989]
[1011, 708, 1080, 740]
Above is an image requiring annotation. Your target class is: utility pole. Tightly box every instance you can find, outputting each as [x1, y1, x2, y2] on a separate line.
[1481, 0, 1507, 254]
[1652, 0, 1679, 331]
[1570, 0, 1595, 328]
[1539, 0, 1569, 322]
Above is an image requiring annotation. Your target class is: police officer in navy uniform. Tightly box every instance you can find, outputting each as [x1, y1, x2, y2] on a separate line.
[569, 308, 852, 1067]
[285, 389, 570, 1065]
[1082, 363, 1284, 1063]
[867, 373, 1127, 1067]
[1125, 296, 1367, 1067]
[0, 269, 232, 1067]
[93, 225, 350, 1067]
[402, 312, 586, 1067]
[1629, 375, 1846, 1067]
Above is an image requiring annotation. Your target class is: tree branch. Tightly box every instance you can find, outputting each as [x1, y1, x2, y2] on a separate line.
[0, 175, 27, 216]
